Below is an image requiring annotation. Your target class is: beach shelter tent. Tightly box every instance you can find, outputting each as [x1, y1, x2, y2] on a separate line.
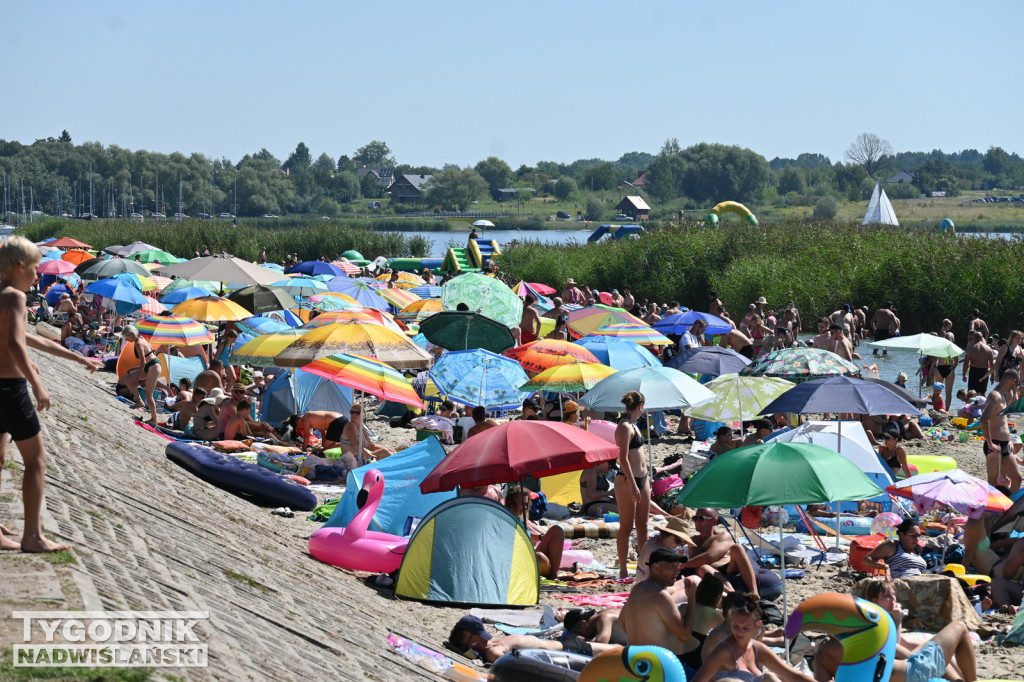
[260, 367, 353, 426]
[395, 497, 539, 606]
[862, 182, 899, 226]
[325, 437, 455, 536]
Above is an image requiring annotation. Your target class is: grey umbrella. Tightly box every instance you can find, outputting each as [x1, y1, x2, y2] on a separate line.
[158, 253, 281, 286]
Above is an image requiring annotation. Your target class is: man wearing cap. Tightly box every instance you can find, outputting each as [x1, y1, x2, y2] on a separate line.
[636, 516, 697, 581]
[448, 615, 618, 664]
[963, 330, 993, 396]
[561, 278, 583, 305]
[563, 607, 628, 645]
[518, 398, 541, 420]
[619, 547, 697, 655]
[742, 419, 774, 447]
[680, 508, 781, 601]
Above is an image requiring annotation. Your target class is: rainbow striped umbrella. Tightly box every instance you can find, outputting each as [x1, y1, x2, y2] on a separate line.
[301, 309, 404, 334]
[504, 339, 600, 375]
[567, 304, 647, 338]
[378, 286, 420, 310]
[590, 323, 672, 345]
[303, 353, 424, 409]
[172, 296, 252, 323]
[136, 315, 214, 346]
[274, 320, 432, 369]
[519, 362, 618, 393]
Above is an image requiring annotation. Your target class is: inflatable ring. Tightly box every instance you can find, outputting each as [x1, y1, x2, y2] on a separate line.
[579, 645, 685, 682]
[906, 454, 956, 474]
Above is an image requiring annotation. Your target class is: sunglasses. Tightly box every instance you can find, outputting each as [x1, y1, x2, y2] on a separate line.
[693, 515, 716, 522]
[231, 389, 245, 394]
[350, 410, 362, 415]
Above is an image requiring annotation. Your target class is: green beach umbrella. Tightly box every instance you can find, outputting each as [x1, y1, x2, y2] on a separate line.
[441, 273, 523, 327]
[162, 279, 220, 295]
[419, 310, 516, 353]
[684, 373, 794, 423]
[739, 347, 859, 384]
[133, 249, 181, 265]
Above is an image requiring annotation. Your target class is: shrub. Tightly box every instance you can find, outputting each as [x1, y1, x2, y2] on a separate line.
[812, 195, 839, 220]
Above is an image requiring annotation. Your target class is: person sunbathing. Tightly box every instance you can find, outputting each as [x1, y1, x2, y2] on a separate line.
[505, 486, 565, 580]
[341, 405, 394, 462]
[448, 615, 619, 664]
[223, 400, 253, 441]
[812, 578, 977, 682]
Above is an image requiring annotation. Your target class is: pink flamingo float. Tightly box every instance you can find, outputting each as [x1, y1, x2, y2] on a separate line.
[308, 469, 408, 573]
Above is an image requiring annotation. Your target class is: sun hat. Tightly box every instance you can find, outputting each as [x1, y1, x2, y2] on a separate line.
[201, 387, 230, 405]
[896, 372, 908, 382]
[565, 278, 576, 285]
[651, 516, 696, 547]
[756, 296, 768, 305]
[563, 400, 580, 413]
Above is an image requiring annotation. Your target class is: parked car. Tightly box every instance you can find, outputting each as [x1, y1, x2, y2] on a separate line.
[556, 211, 571, 219]
[219, 213, 234, 219]
[174, 212, 189, 219]
[151, 212, 166, 219]
[614, 214, 631, 221]
[196, 213, 212, 219]
[262, 214, 278, 219]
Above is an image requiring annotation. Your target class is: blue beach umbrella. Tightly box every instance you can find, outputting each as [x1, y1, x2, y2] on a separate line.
[84, 278, 149, 314]
[409, 285, 442, 299]
[429, 349, 531, 411]
[44, 283, 73, 306]
[574, 336, 661, 370]
[654, 311, 732, 336]
[326, 278, 390, 311]
[285, 260, 344, 277]
[236, 316, 291, 336]
[161, 286, 220, 306]
[270, 277, 327, 297]
[667, 345, 751, 376]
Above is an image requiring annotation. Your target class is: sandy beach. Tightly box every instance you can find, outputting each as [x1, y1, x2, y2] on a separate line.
[2, 333, 1023, 679]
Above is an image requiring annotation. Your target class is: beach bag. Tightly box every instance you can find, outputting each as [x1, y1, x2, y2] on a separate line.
[529, 491, 548, 521]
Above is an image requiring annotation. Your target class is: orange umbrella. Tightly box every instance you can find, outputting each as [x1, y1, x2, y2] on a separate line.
[504, 339, 600, 375]
[172, 296, 251, 323]
[61, 249, 94, 265]
[302, 309, 401, 332]
[48, 237, 93, 249]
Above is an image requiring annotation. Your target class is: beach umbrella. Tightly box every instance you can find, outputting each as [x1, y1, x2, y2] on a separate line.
[302, 309, 404, 334]
[331, 260, 361, 275]
[37, 259, 77, 275]
[84, 278, 149, 313]
[374, 271, 424, 289]
[301, 296, 359, 313]
[886, 469, 1012, 519]
[862, 378, 927, 409]
[226, 285, 297, 315]
[75, 258, 153, 280]
[378, 286, 421, 311]
[420, 310, 516, 353]
[758, 375, 923, 418]
[326, 278, 391, 310]
[567, 305, 646, 338]
[771, 421, 894, 481]
[286, 260, 344, 277]
[43, 283, 73, 306]
[654, 311, 732, 336]
[229, 329, 308, 366]
[667, 346, 751, 376]
[579, 366, 715, 413]
[309, 291, 362, 306]
[48, 237, 92, 249]
[589, 323, 672, 346]
[271, 276, 327, 297]
[675, 441, 884, 636]
[420, 421, 619, 493]
[139, 296, 167, 315]
[441, 273, 523, 327]
[514, 280, 556, 297]
[161, 279, 219, 296]
[684, 373, 794, 423]
[131, 249, 181, 265]
[429, 349, 530, 411]
[304, 353, 424, 409]
[160, 286, 215, 306]
[867, 333, 964, 359]
[105, 241, 157, 257]
[739, 347, 859, 383]
[519, 363, 618, 393]
[409, 285, 442, 299]
[61, 249, 94, 265]
[504, 339, 600, 375]
[397, 299, 443, 324]
[472, 220, 495, 228]
[172, 296, 252, 323]
[158, 253, 281, 286]
[136, 315, 214, 346]
[112, 272, 157, 292]
[574, 336, 661, 370]
[274, 320, 432, 369]
[236, 316, 291, 335]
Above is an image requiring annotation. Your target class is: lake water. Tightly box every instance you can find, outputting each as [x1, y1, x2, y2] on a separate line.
[395, 228, 595, 257]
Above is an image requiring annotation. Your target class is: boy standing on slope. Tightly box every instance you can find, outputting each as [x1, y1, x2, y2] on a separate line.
[0, 236, 101, 552]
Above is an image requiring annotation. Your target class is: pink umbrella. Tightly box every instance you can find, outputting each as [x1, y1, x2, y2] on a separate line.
[38, 259, 77, 275]
[140, 296, 167, 315]
[886, 469, 1012, 519]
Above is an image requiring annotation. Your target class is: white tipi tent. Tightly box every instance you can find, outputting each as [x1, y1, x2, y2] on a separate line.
[862, 182, 899, 225]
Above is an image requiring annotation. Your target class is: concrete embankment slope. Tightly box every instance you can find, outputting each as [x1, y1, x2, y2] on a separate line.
[0, 331, 438, 680]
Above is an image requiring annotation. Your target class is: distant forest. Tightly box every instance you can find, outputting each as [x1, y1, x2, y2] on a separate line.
[1, 131, 1021, 219]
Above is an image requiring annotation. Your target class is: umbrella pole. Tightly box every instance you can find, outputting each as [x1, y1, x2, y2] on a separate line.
[834, 419, 842, 551]
[357, 389, 364, 462]
[782, 524, 790, 663]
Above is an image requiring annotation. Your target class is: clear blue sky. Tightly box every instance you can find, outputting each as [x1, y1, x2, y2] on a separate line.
[8, 1, 1023, 169]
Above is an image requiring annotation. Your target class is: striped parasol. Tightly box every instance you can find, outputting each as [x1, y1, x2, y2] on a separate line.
[274, 320, 432, 369]
[136, 315, 214, 346]
[567, 304, 647, 338]
[229, 329, 309, 366]
[172, 296, 252, 323]
[397, 299, 443, 324]
[378, 287, 421, 310]
[519, 362, 618, 393]
[589, 323, 673, 345]
[301, 309, 404, 334]
[504, 339, 600, 375]
[331, 261, 361, 275]
[374, 271, 425, 289]
[140, 296, 167, 315]
[303, 353, 424, 409]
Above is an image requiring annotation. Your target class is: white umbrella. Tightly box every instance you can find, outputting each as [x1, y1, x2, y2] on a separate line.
[770, 420, 894, 481]
[867, 333, 963, 358]
[472, 220, 494, 228]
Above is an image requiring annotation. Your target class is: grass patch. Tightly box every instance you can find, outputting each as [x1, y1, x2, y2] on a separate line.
[4, 461, 24, 472]
[223, 569, 269, 593]
[39, 551, 77, 566]
[0, 647, 154, 680]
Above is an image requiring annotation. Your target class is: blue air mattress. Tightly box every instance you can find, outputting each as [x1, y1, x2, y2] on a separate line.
[165, 442, 317, 511]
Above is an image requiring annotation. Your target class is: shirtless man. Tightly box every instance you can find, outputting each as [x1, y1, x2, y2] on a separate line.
[708, 291, 724, 317]
[963, 331, 993, 396]
[622, 285, 635, 312]
[293, 410, 348, 450]
[448, 615, 618, 664]
[193, 359, 226, 395]
[980, 369, 1022, 492]
[563, 607, 628, 645]
[870, 301, 899, 355]
[809, 317, 832, 349]
[829, 304, 855, 341]
[679, 508, 781, 601]
[542, 296, 565, 319]
[827, 324, 854, 361]
[718, 327, 754, 359]
[466, 405, 498, 439]
[619, 547, 697, 654]
[519, 293, 541, 344]
[643, 303, 662, 325]
[969, 309, 990, 340]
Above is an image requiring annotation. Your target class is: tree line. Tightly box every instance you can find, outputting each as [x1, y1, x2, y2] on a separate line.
[1, 130, 1021, 220]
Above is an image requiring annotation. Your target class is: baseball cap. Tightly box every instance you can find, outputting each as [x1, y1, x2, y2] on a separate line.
[522, 398, 540, 412]
[648, 546, 687, 566]
[453, 615, 491, 642]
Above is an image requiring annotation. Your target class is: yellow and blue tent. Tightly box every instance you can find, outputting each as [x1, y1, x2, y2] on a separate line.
[395, 497, 539, 606]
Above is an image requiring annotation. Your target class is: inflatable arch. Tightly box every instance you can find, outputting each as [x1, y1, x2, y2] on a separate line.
[706, 201, 758, 225]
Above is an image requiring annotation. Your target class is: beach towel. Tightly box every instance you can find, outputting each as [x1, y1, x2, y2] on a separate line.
[134, 420, 175, 441]
[470, 606, 556, 629]
[306, 498, 341, 523]
[552, 592, 630, 608]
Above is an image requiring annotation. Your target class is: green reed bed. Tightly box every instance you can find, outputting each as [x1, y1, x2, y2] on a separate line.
[498, 221, 1024, 334]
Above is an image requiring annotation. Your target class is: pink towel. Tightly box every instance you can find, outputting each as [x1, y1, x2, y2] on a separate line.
[553, 592, 630, 608]
[652, 475, 684, 497]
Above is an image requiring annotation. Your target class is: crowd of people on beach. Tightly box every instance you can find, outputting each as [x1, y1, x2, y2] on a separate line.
[5, 233, 1024, 680]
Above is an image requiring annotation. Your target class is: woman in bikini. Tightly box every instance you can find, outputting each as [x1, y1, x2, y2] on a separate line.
[122, 326, 161, 426]
[692, 594, 813, 682]
[614, 390, 651, 578]
[748, 315, 767, 357]
[877, 431, 911, 479]
[991, 329, 1023, 383]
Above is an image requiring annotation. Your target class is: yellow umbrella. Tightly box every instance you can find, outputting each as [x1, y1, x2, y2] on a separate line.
[378, 287, 421, 309]
[301, 309, 404, 333]
[375, 271, 425, 289]
[397, 299, 443, 323]
[142, 262, 164, 271]
[172, 296, 252, 323]
[519, 362, 618, 392]
[228, 329, 309, 366]
[313, 292, 361, 306]
[274, 320, 432, 369]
